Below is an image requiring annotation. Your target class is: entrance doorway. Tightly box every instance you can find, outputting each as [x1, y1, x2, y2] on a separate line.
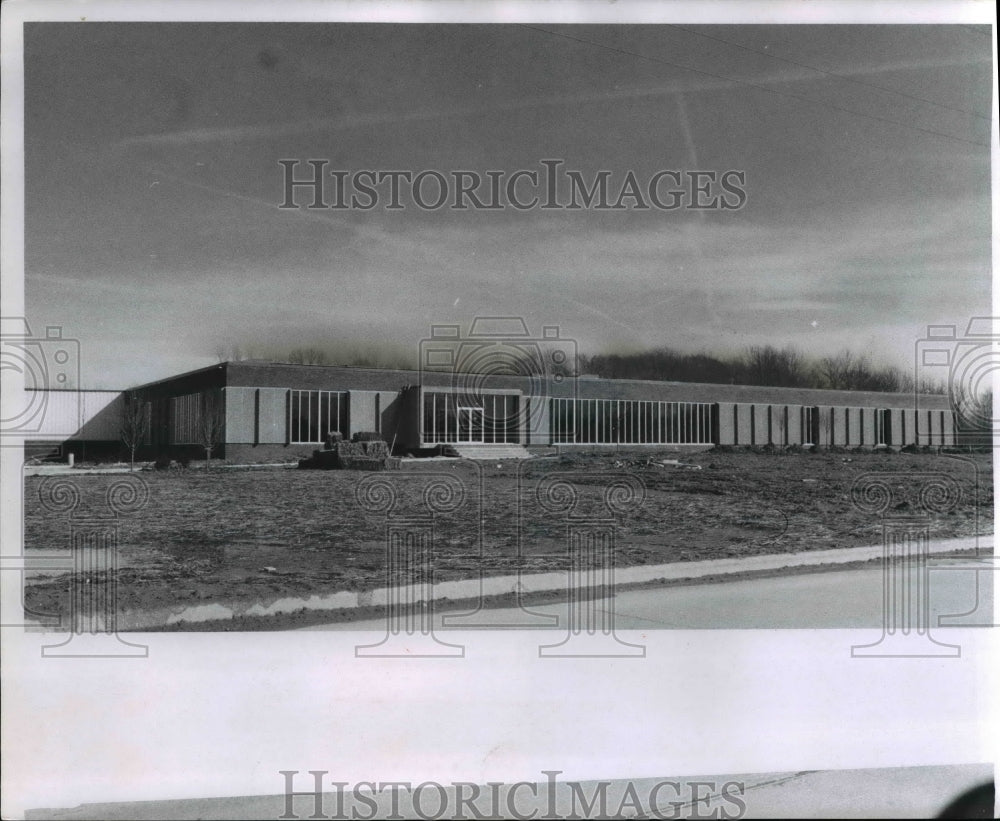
[457, 407, 484, 443]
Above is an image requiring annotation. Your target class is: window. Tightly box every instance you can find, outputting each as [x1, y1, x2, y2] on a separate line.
[288, 390, 347, 444]
[422, 391, 520, 444]
[550, 398, 713, 444]
[171, 391, 224, 446]
[148, 397, 170, 446]
[172, 393, 202, 444]
[139, 401, 153, 445]
[802, 406, 818, 446]
[875, 408, 891, 446]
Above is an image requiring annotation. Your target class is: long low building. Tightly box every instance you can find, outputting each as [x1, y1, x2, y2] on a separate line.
[23, 359, 959, 462]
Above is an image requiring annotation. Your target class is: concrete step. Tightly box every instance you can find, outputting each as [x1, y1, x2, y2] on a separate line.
[449, 444, 532, 460]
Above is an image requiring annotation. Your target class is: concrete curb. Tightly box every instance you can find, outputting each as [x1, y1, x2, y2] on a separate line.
[22, 463, 298, 476]
[23, 466, 139, 476]
[110, 535, 993, 629]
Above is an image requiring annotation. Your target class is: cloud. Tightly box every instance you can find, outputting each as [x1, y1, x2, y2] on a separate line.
[116, 52, 991, 149]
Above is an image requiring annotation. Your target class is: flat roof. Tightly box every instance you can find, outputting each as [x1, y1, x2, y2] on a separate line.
[33, 359, 953, 405]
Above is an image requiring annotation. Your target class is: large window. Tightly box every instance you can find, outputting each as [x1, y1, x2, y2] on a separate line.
[172, 393, 202, 444]
[874, 408, 891, 446]
[147, 397, 170, 447]
[550, 398, 713, 444]
[422, 391, 520, 444]
[802, 406, 818, 446]
[288, 390, 348, 444]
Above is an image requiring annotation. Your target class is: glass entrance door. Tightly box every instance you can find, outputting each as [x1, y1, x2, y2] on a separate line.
[457, 407, 485, 443]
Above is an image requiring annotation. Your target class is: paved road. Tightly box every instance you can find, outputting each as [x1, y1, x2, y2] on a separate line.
[300, 557, 995, 630]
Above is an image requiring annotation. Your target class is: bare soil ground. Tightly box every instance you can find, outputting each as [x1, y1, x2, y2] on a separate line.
[22, 449, 992, 622]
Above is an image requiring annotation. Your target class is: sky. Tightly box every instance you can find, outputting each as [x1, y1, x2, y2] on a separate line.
[23, 21, 994, 388]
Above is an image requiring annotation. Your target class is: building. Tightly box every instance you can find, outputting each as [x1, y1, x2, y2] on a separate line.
[25, 359, 958, 462]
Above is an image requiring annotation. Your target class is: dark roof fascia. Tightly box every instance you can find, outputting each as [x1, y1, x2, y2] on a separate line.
[127, 362, 227, 392]
[220, 360, 947, 404]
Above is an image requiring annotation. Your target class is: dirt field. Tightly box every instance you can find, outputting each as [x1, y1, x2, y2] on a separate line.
[22, 449, 992, 621]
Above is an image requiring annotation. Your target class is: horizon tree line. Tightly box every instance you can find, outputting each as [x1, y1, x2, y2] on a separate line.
[213, 340, 948, 394]
[578, 345, 949, 395]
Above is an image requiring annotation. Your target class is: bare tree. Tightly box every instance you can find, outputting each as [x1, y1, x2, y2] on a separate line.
[195, 391, 225, 467]
[214, 340, 416, 370]
[287, 346, 330, 365]
[917, 376, 948, 395]
[119, 391, 149, 472]
[817, 349, 855, 390]
[214, 342, 250, 362]
[815, 349, 911, 393]
[744, 345, 808, 387]
[952, 383, 993, 445]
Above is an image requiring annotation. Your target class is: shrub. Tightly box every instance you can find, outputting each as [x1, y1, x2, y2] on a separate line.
[352, 431, 384, 442]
